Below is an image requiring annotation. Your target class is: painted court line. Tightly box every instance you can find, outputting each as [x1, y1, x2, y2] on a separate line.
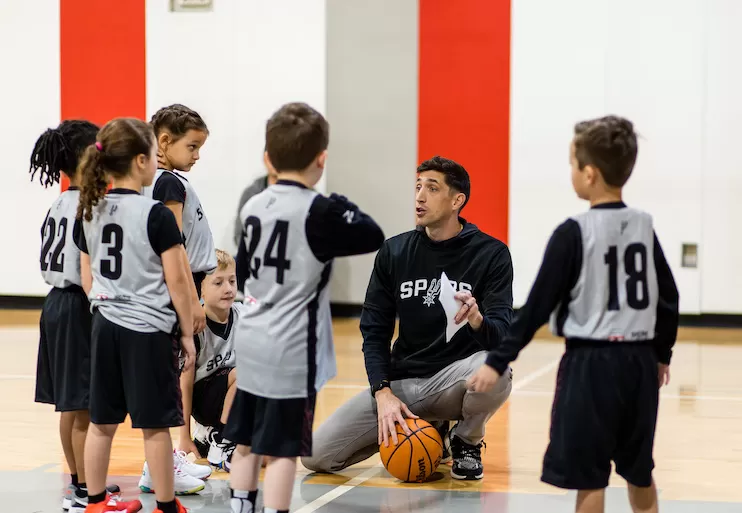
[295, 357, 562, 513]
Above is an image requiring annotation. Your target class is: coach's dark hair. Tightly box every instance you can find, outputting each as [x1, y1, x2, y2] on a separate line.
[150, 103, 209, 140]
[417, 156, 471, 211]
[265, 102, 329, 171]
[573, 115, 638, 187]
[29, 120, 99, 188]
[77, 118, 154, 221]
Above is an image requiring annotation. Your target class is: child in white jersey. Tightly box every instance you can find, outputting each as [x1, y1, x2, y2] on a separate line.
[139, 104, 216, 492]
[176, 249, 241, 470]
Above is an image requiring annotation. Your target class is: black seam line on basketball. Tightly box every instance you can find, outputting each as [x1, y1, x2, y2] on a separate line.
[411, 431, 435, 479]
[407, 436, 414, 482]
[384, 430, 412, 468]
[417, 427, 444, 450]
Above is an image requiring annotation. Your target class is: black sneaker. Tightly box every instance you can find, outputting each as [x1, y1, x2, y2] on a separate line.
[449, 429, 485, 480]
[433, 421, 452, 463]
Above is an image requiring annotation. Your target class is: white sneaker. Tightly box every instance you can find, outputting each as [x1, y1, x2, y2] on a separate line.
[174, 449, 212, 480]
[207, 433, 236, 471]
[138, 461, 205, 496]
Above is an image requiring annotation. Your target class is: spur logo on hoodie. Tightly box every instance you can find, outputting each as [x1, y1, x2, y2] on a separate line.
[399, 277, 472, 306]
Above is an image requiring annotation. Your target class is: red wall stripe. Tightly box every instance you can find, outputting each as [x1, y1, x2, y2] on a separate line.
[59, 0, 147, 191]
[418, 0, 511, 243]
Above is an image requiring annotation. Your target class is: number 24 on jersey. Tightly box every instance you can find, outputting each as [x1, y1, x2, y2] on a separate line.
[242, 216, 292, 284]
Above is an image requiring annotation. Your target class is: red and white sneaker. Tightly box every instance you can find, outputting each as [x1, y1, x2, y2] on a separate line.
[83, 493, 142, 513]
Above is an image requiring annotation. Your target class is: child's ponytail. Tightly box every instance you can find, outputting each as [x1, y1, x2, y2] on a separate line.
[77, 143, 108, 222]
[29, 120, 98, 188]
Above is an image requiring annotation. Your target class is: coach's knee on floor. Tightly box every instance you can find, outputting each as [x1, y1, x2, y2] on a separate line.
[301, 453, 345, 473]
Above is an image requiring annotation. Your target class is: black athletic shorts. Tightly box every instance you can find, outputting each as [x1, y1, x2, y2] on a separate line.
[223, 389, 316, 458]
[35, 286, 92, 411]
[89, 311, 184, 429]
[541, 342, 659, 490]
[192, 366, 233, 427]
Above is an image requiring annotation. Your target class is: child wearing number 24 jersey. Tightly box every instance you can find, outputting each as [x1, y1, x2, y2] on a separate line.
[226, 102, 385, 513]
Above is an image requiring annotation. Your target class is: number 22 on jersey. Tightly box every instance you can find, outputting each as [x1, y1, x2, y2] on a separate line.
[40, 216, 68, 272]
[242, 216, 292, 284]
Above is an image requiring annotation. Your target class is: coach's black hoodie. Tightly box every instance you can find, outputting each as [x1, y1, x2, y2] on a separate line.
[360, 219, 514, 387]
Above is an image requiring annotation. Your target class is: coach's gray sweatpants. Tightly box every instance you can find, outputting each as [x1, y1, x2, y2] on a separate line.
[301, 351, 512, 473]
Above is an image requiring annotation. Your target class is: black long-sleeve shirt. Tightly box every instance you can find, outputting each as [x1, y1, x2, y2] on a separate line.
[485, 202, 680, 375]
[361, 220, 514, 387]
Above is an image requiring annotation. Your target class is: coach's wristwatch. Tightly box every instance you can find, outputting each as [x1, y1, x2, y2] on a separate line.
[370, 380, 391, 398]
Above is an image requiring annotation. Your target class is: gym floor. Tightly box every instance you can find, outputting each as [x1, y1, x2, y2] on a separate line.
[3, 313, 741, 512]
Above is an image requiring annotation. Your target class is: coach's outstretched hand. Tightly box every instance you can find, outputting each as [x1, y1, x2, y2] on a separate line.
[375, 389, 419, 447]
[467, 364, 501, 393]
[181, 335, 196, 372]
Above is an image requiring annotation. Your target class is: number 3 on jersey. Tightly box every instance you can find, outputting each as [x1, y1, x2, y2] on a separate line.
[604, 243, 649, 311]
[243, 216, 291, 284]
[101, 224, 124, 279]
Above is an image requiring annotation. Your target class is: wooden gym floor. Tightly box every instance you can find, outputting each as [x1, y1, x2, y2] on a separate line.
[2, 310, 741, 512]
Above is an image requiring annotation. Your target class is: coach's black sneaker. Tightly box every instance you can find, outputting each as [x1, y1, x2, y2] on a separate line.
[449, 430, 485, 480]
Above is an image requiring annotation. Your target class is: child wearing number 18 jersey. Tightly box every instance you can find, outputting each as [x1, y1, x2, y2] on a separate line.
[469, 115, 680, 513]
[75, 117, 197, 513]
[225, 102, 385, 513]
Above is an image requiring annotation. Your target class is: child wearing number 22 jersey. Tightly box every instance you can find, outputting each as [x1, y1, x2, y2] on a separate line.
[225, 102, 385, 513]
[30, 120, 124, 512]
[469, 115, 680, 513]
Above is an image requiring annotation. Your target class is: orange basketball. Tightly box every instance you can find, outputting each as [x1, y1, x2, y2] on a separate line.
[379, 418, 443, 482]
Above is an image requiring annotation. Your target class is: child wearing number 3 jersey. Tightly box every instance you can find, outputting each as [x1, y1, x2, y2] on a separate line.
[225, 103, 385, 513]
[75, 117, 197, 513]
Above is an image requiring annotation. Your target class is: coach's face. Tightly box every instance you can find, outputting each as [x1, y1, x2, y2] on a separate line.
[415, 171, 463, 227]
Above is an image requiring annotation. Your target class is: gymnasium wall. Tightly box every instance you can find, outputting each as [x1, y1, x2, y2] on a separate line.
[2, 0, 742, 317]
[510, 0, 742, 315]
[325, 0, 419, 304]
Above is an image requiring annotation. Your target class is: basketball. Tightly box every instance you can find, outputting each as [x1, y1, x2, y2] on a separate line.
[379, 418, 443, 483]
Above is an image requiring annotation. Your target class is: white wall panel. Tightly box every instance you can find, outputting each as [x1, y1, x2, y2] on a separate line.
[146, 0, 326, 255]
[0, 1, 62, 296]
[509, 0, 607, 306]
[603, 0, 705, 314]
[700, 0, 742, 313]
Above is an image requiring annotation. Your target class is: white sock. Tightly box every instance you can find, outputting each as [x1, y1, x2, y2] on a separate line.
[230, 489, 257, 513]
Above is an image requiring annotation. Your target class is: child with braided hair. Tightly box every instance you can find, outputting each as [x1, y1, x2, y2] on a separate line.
[30, 120, 126, 512]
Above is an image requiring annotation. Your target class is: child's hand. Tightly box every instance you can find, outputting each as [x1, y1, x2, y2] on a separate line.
[467, 364, 501, 393]
[178, 438, 201, 458]
[658, 363, 670, 387]
[193, 301, 206, 335]
[181, 335, 196, 372]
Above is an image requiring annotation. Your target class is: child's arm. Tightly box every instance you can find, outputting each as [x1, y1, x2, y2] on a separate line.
[652, 232, 679, 385]
[74, 221, 92, 295]
[305, 193, 385, 261]
[149, 203, 196, 370]
[469, 220, 581, 391]
[178, 359, 200, 454]
[151, 172, 206, 334]
[165, 200, 207, 335]
[80, 253, 92, 296]
[163, 244, 195, 370]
